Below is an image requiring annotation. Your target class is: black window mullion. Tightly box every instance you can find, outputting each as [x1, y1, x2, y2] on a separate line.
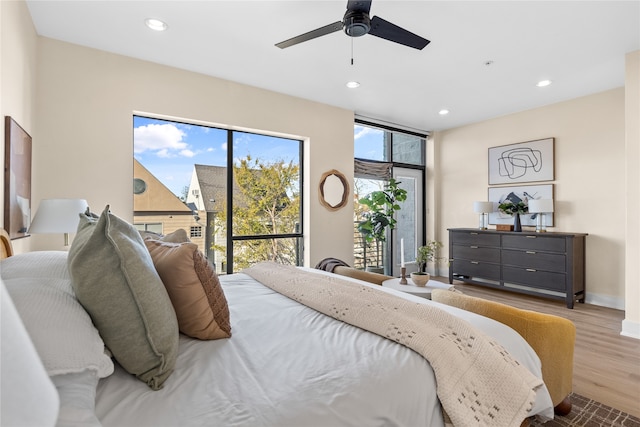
[226, 130, 234, 274]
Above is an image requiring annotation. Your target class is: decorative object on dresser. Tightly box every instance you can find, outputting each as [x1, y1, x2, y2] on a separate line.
[448, 228, 587, 308]
[528, 199, 554, 233]
[498, 199, 528, 232]
[489, 184, 554, 229]
[473, 201, 494, 230]
[29, 199, 89, 246]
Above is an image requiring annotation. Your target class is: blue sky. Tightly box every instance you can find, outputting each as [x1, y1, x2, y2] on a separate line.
[134, 117, 383, 198]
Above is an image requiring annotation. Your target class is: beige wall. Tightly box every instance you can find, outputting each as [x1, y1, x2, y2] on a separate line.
[31, 37, 355, 266]
[0, 0, 38, 254]
[435, 87, 636, 318]
[623, 50, 640, 338]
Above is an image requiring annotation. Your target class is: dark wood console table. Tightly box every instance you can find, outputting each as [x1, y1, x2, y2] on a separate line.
[448, 228, 587, 308]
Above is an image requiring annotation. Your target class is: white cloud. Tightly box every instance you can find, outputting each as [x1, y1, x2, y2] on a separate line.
[134, 123, 190, 157]
[354, 126, 381, 140]
[221, 142, 228, 151]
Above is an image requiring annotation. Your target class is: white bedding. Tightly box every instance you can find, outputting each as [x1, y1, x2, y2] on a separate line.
[95, 269, 553, 427]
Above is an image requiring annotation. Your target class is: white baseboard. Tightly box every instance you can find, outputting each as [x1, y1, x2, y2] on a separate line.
[583, 293, 625, 310]
[621, 319, 640, 340]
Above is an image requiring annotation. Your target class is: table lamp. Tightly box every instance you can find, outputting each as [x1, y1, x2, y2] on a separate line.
[528, 199, 554, 232]
[473, 201, 494, 230]
[28, 199, 88, 246]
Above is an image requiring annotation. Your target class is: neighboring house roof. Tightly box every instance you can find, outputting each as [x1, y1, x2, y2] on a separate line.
[134, 159, 192, 214]
[191, 164, 243, 212]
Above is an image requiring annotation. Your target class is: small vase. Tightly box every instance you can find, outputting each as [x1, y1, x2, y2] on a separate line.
[410, 272, 430, 287]
[513, 213, 522, 232]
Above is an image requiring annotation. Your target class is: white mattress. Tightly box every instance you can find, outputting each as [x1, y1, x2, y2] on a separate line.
[95, 269, 553, 426]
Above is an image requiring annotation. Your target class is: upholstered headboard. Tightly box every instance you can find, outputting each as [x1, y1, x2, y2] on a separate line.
[1, 229, 14, 259]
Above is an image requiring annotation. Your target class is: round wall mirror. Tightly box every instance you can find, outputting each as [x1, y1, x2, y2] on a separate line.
[319, 169, 349, 211]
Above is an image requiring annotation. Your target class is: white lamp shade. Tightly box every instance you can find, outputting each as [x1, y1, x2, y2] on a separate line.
[473, 201, 494, 213]
[29, 199, 88, 234]
[528, 199, 554, 213]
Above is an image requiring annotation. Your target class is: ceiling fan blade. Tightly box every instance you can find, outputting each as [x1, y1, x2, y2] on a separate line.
[346, 0, 372, 14]
[275, 21, 343, 49]
[368, 16, 430, 50]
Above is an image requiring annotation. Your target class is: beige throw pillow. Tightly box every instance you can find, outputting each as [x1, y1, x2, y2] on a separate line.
[144, 239, 231, 340]
[67, 205, 179, 390]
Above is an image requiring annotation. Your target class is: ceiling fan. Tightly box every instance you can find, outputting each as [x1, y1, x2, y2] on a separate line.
[275, 0, 430, 50]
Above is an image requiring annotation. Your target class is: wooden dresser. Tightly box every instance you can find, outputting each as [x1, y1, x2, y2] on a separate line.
[448, 228, 587, 308]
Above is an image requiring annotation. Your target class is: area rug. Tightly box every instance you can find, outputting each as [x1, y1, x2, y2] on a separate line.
[530, 393, 640, 426]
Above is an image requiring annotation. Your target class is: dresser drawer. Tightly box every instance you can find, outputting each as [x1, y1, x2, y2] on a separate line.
[503, 266, 565, 291]
[502, 249, 566, 273]
[450, 231, 500, 247]
[453, 245, 500, 263]
[451, 260, 500, 281]
[502, 235, 565, 253]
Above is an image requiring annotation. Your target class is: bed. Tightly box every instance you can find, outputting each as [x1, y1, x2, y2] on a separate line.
[0, 212, 554, 427]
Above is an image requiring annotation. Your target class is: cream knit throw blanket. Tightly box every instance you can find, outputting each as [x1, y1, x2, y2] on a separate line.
[244, 262, 544, 427]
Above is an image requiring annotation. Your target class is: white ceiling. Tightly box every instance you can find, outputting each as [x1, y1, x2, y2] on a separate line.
[26, 1, 640, 132]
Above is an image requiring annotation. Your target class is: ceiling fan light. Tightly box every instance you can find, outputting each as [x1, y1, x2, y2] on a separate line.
[536, 79, 552, 87]
[346, 81, 360, 89]
[145, 18, 168, 32]
[344, 12, 371, 37]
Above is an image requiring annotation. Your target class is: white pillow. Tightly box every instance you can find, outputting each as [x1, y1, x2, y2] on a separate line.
[1, 279, 60, 426]
[2, 273, 113, 378]
[1, 250, 70, 280]
[51, 371, 102, 427]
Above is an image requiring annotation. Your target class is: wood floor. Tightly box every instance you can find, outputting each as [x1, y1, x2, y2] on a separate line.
[433, 277, 640, 418]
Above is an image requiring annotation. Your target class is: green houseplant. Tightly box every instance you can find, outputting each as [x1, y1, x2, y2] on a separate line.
[415, 240, 444, 273]
[357, 178, 407, 272]
[498, 200, 528, 232]
[410, 240, 444, 286]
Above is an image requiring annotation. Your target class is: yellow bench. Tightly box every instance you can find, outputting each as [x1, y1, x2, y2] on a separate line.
[431, 288, 575, 415]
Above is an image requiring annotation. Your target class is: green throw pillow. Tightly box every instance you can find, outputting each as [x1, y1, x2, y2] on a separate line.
[67, 205, 179, 390]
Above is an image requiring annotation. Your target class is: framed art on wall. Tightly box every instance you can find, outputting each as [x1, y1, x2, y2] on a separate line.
[3, 116, 32, 239]
[488, 184, 554, 227]
[488, 138, 554, 185]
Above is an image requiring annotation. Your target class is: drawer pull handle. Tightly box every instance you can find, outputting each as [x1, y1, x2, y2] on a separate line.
[470, 246, 478, 249]
[470, 232, 479, 235]
[526, 251, 536, 254]
[526, 268, 537, 272]
[470, 261, 479, 264]
[526, 236, 537, 239]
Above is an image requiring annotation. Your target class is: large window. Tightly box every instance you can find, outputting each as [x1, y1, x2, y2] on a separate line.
[133, 116, 303, 273]
[354, 120, 426, 276]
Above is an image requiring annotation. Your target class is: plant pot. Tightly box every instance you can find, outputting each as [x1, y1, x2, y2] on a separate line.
[410, 272, 430, 287]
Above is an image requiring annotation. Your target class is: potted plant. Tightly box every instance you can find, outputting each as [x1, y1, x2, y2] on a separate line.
[411, 240, 443, 286]
[357, 178, 407, 274]
[498, 199, 528, 232]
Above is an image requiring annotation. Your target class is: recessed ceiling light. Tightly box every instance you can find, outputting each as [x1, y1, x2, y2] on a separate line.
[536, 79, 552, 87]
[438, 109, 450, 115]
[346, 81, 360, 89]
[145, 18, 168, 32]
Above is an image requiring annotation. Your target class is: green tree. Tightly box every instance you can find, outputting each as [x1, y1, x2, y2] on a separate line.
[213, 156, 300, 270]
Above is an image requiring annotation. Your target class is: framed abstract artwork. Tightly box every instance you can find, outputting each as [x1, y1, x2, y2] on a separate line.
[488, 138, 554, 185]
[3, 116, 32, 239]
[488, 184, 554, 227]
